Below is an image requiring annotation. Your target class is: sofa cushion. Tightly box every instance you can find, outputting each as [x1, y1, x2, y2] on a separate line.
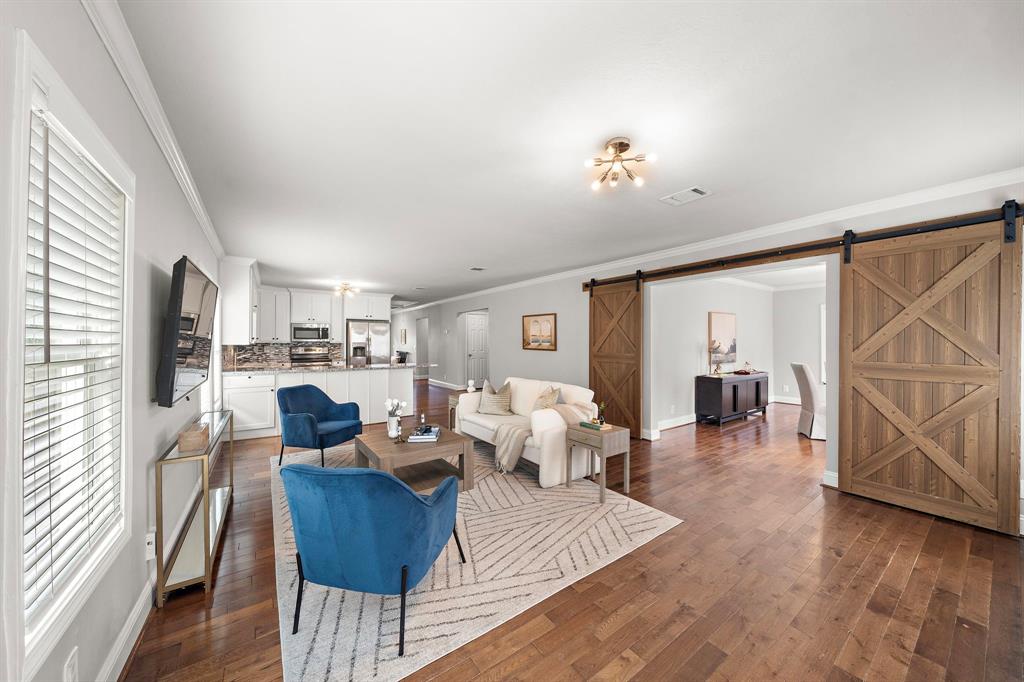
[533, 385, 560, 410]
[508, 378, 542, 416]
[478, 380, 513, 415]
[554, 382, 594, 406]
[461, 412, 530, 433]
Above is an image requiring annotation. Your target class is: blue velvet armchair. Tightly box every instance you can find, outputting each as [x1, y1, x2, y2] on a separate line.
[277, 384, 362, 467]
[280, 465, 465, 656]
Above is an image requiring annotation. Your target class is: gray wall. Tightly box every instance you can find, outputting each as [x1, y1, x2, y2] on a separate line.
[772, 286, 827, 402]
[646, 279, 775, 430]
[1, 4, 219, 680]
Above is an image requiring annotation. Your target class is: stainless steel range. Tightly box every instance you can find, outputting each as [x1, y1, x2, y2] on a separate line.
[290, 345, 331, 368]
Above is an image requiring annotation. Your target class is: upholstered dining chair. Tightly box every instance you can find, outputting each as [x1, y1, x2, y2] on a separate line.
[277, 384, 362, 467]
[280, 465, 466, 656]
[791, 362, 826, 440]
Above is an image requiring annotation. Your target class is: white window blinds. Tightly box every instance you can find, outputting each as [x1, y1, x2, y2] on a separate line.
[23, 110, 127, 618]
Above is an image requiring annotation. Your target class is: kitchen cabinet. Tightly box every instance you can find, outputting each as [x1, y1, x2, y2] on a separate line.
[302, 371, 327, 392]
[223, 374, 277, 431]
[291, 290, 332, 324]
[348, 371, 370, 423]
[256, 288, 291, 342]
[369, 370, 388, 423]
[326, 372, 349, 404]
[388, 368, 415, 416]
[329, 296, 345, 343]
[220, 256, 259, 345]
[346, 293, 392, 320]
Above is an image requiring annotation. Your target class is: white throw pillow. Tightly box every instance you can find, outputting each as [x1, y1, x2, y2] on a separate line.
[478, 380, 513, 415]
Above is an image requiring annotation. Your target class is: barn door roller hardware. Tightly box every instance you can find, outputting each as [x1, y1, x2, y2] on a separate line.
[1004, 199, 1018, 243]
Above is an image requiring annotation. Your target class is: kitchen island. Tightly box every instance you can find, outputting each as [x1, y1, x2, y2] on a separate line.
[223, 364, 419, 439]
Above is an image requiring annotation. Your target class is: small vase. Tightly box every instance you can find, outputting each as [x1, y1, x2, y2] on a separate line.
[387, 416, 400, 439]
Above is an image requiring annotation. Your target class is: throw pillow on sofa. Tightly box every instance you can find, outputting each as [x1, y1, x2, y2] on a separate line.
[533, 385, 561, 410]
[478, 379, 513, 415]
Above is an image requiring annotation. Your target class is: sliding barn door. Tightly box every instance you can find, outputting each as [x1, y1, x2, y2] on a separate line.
[839, 219, 1021, 534]
[590, 281, 642, 438]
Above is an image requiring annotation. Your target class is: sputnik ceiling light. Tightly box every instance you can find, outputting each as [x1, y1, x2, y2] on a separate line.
[584, 137, 656, 191]
[334, 282, 361, 298]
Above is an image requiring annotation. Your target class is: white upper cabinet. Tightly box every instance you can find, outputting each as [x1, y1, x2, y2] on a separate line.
[329, 295, 345, 343]
[256, 287, 291, 342]
[290, 290, 332, 324]
[220, 257, 258, 345]
[346, 293, 392, 320]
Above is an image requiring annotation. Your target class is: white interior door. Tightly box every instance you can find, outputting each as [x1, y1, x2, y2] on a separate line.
[465, 311, 489, 386]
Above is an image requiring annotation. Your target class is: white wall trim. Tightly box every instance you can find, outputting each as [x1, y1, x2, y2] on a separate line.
[398, 167, 1023, 313]
[657, 414, 697, 432]
[641, 428, 660, 441]
[710, 276, 775, 292]
[428, 378, 466, 390]
[822, 470, 838, 488]
[770, 395, 803, 406]
[79, 0, 225, 259]
[96, 579, 152, 682]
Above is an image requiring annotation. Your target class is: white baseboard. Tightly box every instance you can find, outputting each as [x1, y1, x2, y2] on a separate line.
[658, 414, 696, 431]
[770, 395, 802, 406]
[641, 428, 660, 441]
[429, 378, 466, 390]
[822, 470, 838, 488]
[96, 578, 152, 681]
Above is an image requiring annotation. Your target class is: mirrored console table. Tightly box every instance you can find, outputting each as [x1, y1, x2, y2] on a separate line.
[155, 410, 234, 607]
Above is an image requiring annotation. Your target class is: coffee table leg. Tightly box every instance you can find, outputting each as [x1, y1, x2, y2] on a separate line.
[355, 441, 369, 468]
[599, 453, 606, 504]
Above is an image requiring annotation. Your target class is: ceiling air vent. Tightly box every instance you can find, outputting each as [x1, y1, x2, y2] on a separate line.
[659, 186, 711, 207]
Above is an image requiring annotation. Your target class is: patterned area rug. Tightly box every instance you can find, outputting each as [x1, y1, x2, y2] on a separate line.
[271, 441, 681, 681]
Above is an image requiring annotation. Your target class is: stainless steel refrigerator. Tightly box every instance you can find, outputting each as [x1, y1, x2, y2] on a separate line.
[347, 320, 391, 366]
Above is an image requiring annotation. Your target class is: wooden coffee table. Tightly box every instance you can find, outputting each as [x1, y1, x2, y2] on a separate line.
[354, 428, 475, 492]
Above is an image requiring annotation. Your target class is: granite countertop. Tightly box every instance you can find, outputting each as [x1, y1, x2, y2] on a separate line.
[224, 363, 432, 375]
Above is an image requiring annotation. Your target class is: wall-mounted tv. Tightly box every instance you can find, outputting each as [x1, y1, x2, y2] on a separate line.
[156, 256, 219, 407]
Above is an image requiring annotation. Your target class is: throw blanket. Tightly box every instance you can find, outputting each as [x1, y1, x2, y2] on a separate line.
[494, 403, 590, 473]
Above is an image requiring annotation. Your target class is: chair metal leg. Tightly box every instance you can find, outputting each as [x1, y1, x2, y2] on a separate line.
[452, 525, 466, 564]
[399, 565, 408, 656]
[279, 442, 285, 466]
[320, 448, 325, 468]
[292, 553, 305, 634]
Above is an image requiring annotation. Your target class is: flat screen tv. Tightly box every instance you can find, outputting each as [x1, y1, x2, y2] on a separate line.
[156, 256, 219, 407]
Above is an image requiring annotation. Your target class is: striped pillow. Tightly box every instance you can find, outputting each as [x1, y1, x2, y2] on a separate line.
[533, 385, 560, 410]
[478, 380, 512, 415]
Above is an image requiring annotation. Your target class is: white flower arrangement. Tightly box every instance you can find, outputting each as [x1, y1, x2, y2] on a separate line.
[384, 399, 407, 418]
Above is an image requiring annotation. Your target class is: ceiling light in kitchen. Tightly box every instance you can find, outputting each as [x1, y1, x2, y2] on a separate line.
[334, 282, 361, 297]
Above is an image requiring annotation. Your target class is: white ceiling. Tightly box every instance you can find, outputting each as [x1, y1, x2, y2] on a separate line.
[118, 1, 1024, 303]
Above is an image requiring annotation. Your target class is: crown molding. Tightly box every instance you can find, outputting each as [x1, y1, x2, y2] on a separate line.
[400, 167, 1023, 313]
[80, 0, 225, 259]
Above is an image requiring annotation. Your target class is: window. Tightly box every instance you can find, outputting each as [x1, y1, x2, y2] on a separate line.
[21, 108, 128, 624]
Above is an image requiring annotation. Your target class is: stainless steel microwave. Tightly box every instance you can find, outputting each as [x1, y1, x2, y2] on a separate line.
[291, 323, 330, 342]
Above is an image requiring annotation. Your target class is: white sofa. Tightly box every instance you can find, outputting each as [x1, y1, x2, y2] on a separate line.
[454, 377, 599, 488]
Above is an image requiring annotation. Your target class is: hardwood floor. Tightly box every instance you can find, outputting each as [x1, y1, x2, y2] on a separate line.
[122, 380, 1024, 681]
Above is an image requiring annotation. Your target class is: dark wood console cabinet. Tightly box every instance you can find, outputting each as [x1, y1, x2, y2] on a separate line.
[695, 372, 769, 425]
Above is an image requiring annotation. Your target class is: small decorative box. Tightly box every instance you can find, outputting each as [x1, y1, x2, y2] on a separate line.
[178, 422, 210, 452]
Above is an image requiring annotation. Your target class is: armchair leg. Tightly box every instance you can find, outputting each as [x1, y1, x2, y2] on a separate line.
[292, 553, 305, 634]
[320, 448, 325, 468]
[399, 565, 408, 656]
[279, 442, 285, 466]
[452, 525, 466, 564]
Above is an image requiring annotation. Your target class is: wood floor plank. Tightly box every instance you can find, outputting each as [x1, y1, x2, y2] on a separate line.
[116, 383, 1024, 682]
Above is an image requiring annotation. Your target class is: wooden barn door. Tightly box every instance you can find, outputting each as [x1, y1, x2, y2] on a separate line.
[839, 219, 1021, 534]
[590, 281, 643, 438]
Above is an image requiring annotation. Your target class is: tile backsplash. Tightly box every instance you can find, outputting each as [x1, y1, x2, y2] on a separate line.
[222, 343, 345, 370]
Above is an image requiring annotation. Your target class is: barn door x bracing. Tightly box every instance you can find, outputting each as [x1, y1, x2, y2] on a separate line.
[590, 281, 642, 438]
[840, 219, 1022, 534]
